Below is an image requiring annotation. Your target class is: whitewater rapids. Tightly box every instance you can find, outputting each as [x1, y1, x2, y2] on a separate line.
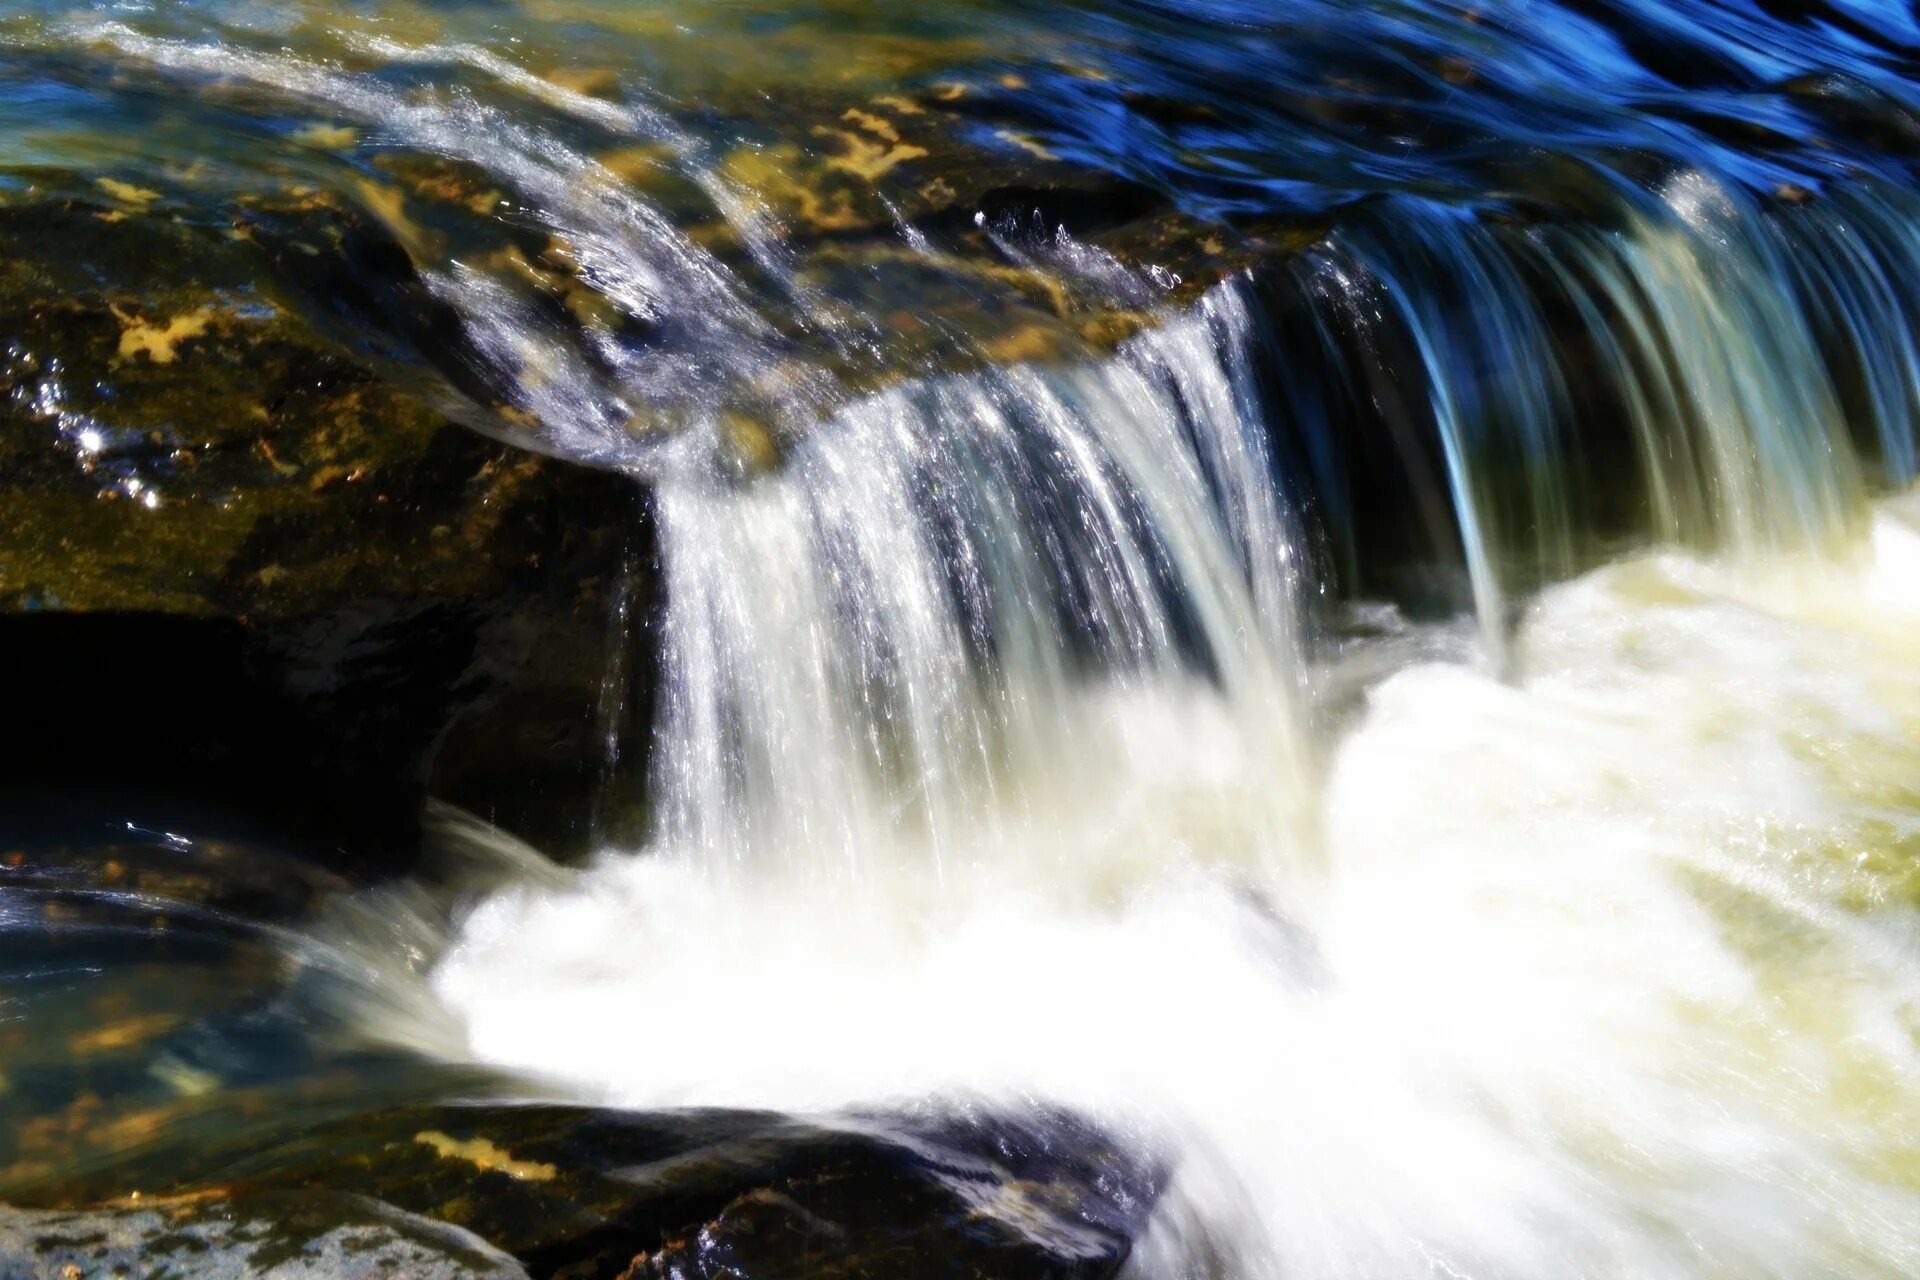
[427, 493, 1920, 1280]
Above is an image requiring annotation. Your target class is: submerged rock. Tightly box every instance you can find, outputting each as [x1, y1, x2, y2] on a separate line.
[0, 1193, 530, 1279]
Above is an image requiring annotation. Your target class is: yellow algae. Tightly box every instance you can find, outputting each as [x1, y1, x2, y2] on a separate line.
[292, 122, 358, 149]
[722, 145, 868, 231]
[494, 243, 562, 292]
[95, 178, 161, 206]
[488, 245, 621, 328]
[69, 1013, 183, 1055]
[351, 177, 436, 257]
[720, 409, 780, 474]
[934, 82, 970, 101]
[812, 127, 928, 182]
[842, 108, 902, 143]
[978, 262, 1072, 315]
[1078, 311, 1152, 347]
[995, 130, 1058, 161]
[255, 437, 300, 478]
[378, 157, 499, 212]
[415, 1130, 557, 1182]
[871, 94, 924, 116]
[999, 73, 1029, 89]
[163, 161, 214, 185]
[149, 1055, 220, 1098]
[563, 285, 621, 329]
[811, 240, 1078, 317]
[545, 66, 621, 99]
[112, 307, 214, 366]
[518, 0, 684, 40]
[983, 325, 1070, 363]
[599, 144, 676, 184]
[519, 5, 985, 89]
[95, 1107, 173, 1151]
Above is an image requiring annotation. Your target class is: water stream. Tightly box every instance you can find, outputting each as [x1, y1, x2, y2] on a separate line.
[4, 1, 1920, 1276]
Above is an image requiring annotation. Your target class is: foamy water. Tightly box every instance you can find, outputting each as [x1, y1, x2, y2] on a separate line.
[431, 495, 1920, 1279]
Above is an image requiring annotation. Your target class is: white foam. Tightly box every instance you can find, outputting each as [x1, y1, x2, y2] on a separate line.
[433, 517, 1920, 1279]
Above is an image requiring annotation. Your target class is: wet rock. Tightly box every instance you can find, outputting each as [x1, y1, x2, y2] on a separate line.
[687, 84, 1277, 376]
[0, 198, 651, 863]
[1778, 71, 1920, 153]
[622, 1113, 1152, 1280]
[0, 1192, 530, 1279]
[622, 1180, 1107, 1280]
[24, 1104, 1158, 1280]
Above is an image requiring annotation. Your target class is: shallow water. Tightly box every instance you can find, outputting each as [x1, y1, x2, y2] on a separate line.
[5, 0, 1920, 1277]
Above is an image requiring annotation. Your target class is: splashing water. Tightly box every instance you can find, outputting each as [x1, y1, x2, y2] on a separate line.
[435, 481, 1920, 1279]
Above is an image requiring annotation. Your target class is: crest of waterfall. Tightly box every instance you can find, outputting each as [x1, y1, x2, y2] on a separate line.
[53, 24, 1920, 662]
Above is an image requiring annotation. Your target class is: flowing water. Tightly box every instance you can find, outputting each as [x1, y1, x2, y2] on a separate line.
[5, 1, 1920, 1277]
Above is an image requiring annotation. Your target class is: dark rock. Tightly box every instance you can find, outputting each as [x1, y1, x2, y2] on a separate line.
[1778, 71, 1920, 154]
[20, 1103, 1158, 1280]
[624, 1111, 1152, 1280]
[0, 198, 652, 864]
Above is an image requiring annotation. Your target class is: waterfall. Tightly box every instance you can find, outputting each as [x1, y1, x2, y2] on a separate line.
[1255, 176, 1916, 653]
[43, 20, 1920, 1278]
[431, 193, 1920, 1277]
[646, 288, 1309, 887]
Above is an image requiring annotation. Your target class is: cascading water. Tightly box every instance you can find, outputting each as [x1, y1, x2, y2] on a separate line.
[354, 43, 1920, 1280]
[10, 3, 1920, 1276]
[429, 260, 1920, 1277]
[638, 288, 1308, 887]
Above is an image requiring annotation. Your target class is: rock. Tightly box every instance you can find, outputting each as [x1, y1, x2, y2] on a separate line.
[18, 1104, 1159, 1280]
[621, 1152, 1139, 1280]
[0, 1193, 530, 1279]
[0, 197, 652, 864]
